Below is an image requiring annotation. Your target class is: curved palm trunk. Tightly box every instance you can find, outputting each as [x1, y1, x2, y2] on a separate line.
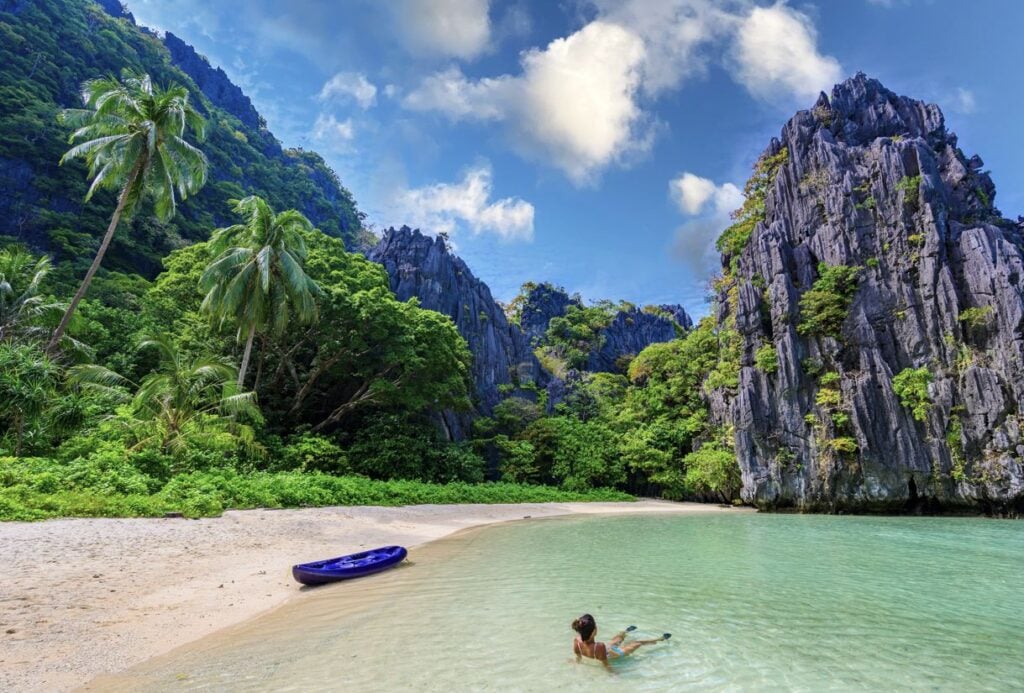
[238, 323, 256, 388]
[14, 412, 24, 457]
[47, 160, 143, 355]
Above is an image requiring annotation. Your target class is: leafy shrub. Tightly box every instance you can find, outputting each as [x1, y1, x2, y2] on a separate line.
[0, 458, 633, 521]
[345, 414, 484, 483]
[958, 306, 993, 330]
[797, 263, 862, 338]
[896, 175, 922, 209]
[715, 147, 789, 260]
[279, 433, 349, 474]
[494, 435, 538, 484]
[819, 371, 840, 387]
[755, 344, 779, 374]
[892, 367, 933, 422]
[826, 437, 858, 455]
[682, 442, 741, 502]
[815, 388, 842, 409]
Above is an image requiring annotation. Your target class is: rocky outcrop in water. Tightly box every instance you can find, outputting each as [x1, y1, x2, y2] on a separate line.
[369, 227, 547, 438]
[713, 73, 1024, 513]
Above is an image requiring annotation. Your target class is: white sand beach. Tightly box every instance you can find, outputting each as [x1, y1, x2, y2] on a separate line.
[0, 500, 745, 691]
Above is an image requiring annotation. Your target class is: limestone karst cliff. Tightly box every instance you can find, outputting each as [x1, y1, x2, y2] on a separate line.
[515, 282, 692, 373]
[713, 73, 1024, 512]
[369, 228, 548, 438]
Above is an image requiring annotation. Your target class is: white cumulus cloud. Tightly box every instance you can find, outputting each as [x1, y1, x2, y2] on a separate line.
[670, 172, 742, 215]
[592, 0, 736, 96]
[733, 3, 842, 102]
[392, 165, 535, 241]
[669, 172, 743, 273]
[404, 21, 649, 184]
[402, 2, 843, 183]
[318, 72, 377, 109]
[392, 0, 491, 60]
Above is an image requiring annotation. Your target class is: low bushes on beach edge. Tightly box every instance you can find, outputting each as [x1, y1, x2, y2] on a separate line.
[0, 457, 633, 521]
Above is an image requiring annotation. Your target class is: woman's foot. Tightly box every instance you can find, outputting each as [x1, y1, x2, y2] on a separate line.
[662, 633, 672, 640]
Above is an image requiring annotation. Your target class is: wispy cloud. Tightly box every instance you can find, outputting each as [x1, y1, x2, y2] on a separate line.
[951, 87, 977, 114]
[318, 72, 377, 109]
[312, 113, 355, 149]
[669, 172, 743, 274]
[390, 0, 492, 60]
[389, 165, 535, 241]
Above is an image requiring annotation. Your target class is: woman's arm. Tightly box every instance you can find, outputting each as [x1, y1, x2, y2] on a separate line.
[597, 643, 611, 670]
[573, 639, 582, 663]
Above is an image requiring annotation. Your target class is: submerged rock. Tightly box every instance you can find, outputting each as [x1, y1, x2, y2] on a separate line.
[712, 73, 1024, 513]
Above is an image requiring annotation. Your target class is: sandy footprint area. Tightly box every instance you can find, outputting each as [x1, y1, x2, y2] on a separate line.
[0, 499, 741, 691]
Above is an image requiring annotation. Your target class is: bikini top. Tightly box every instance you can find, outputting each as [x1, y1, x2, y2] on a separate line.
[578, 638, 604, 659]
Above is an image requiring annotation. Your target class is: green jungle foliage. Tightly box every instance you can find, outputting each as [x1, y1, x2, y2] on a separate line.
[797, 263, 862, 338]
[533, 299, 631, 372]
[716, 146, 789, 263]
[0, 0, 363, 288]
[891, 367, 934, 422]
[0, 1, 750, 518]
[755, 343, 779, 374]
[0, 456, 631, 521]
[476, 317, 743, 502]
[895, 175, 922, 209]
[958, 305, 993, 330]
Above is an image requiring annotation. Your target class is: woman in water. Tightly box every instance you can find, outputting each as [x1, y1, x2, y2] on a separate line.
[571, 614, 670, 668]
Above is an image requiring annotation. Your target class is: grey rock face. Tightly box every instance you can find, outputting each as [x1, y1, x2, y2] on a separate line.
[518, 283, 580, 345]
[94, 0, 134, 23]
[517, 283, 691, 373]
[656, 304, 694, 331]
[369, 228, 548, 438]
[163, 33, 261, 131]
[713, 73, 1023, 513]
[587, 307, 685, 373]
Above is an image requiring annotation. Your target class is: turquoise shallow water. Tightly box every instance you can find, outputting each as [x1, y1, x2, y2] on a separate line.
[102, 513, 1023, 692]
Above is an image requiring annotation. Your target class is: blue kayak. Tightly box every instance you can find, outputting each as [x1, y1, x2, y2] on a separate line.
[292, 545, 408, 585]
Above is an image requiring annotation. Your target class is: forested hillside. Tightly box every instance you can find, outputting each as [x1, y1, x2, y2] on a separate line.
[0, 0, 365, 286]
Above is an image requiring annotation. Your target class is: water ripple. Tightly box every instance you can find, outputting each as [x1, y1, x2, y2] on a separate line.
[105, 514, 1024, 692]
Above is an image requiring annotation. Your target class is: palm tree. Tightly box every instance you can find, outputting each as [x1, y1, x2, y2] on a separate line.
[71, 333, 261, 455]
[200, 196, 321, 388]
[0, 248, 62, 344]
[48, 71, 208, 354]
[0, 343, 59, 456]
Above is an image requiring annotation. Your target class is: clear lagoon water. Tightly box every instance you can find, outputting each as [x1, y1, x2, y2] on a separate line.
[99, 513, 1023, 692]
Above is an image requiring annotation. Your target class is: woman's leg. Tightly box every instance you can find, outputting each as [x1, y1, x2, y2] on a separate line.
[620, 638, 664, 655]
[609, 631, 627, 646]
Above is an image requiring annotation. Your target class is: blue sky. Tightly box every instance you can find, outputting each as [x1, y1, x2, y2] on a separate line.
[128, 0, 1024, 319]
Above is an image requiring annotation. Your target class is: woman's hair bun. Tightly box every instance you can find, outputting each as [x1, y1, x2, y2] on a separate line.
[571, 618, 581, 630]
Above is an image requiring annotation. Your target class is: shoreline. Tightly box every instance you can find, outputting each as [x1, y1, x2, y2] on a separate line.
[0, 500, 744, 691]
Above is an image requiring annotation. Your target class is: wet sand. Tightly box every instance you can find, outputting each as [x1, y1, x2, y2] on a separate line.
[0, 500, 743, 691]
